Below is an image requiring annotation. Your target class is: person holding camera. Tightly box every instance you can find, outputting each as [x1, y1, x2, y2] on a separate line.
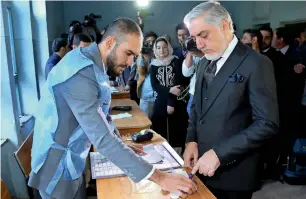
[150, 36, 190, 152]
[173, 23, 190, 63]
[136, 31, 158, 119]
[182, 50, 204, 116]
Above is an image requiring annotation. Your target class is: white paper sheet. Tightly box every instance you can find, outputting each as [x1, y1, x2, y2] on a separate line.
[110, 112, 132, 120]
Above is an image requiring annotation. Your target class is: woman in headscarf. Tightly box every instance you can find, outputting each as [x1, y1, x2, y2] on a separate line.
[150, 36, 189, 150]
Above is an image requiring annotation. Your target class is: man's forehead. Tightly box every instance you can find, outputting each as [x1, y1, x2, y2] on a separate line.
[187, 16, 209, 36]
[177, 29, 188, 34]
[121, 34, 142, 55]
[260, 30, 271, 36]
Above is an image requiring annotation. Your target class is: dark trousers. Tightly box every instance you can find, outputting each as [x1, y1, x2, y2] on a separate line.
[197, 175, 253, 199]
[207, 186, 253, 199]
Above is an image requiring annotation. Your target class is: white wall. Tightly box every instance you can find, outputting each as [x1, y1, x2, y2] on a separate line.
[62, 1, 200, 47]
[46, 0, 65, 54]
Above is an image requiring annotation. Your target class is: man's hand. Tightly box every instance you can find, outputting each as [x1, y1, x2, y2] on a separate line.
[192, 149, 220, 177]
[126, 143, 146, 155]
[149, 170, 197, 199]
[170, 85, 181, 96]
[183, 142, 198, 169]
[123, 85, 130, 91]
[167, 106, 174, 115]
[294, 63, 305, 74]
[190, 51, 204, 58]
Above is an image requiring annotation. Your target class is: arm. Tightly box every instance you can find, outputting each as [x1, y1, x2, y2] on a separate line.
[182, 53, 196, 77]
[212, 56, 279, 166]
[60, 67, 153, 182]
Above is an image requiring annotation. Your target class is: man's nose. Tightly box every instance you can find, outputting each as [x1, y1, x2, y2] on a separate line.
[196, 38, 205, 50]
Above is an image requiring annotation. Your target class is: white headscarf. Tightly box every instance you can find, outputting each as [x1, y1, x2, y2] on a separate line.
[151, 36, 177, 66]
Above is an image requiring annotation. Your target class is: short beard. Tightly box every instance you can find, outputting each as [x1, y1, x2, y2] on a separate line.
[106, 45, 120, 77]
[204, 31, 227, 61]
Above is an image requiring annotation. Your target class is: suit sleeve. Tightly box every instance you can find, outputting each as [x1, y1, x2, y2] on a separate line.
[212, 56, 279, 166]
[185, 96, 197, 143]
[60, 67, 154, 182]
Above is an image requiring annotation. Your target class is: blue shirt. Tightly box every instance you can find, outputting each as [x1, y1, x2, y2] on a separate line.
[45, 53, 62, 79]
[141, 74, 154, 101]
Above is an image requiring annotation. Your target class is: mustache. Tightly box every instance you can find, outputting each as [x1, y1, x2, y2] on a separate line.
[201, 48, 213, 53]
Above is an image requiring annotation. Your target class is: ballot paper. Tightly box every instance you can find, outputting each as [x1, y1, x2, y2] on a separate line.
[110, 86, 119, 93]
[110, 112, 132, 120]
[90, 142, 184, 179]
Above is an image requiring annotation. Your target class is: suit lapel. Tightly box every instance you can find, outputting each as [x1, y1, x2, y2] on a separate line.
[200, 42, 248, 119]
[195, 59, 209, 112]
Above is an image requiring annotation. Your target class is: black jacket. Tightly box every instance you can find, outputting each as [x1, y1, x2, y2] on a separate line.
[187, 42, 279, 191]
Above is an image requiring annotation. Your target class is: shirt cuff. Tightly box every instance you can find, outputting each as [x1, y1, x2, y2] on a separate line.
[138, 165, 156, 183]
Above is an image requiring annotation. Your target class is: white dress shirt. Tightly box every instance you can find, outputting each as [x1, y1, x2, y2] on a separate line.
[280, 45, 289, 55]
[182, 56, 202, 95]
[215, 35, 239, 75]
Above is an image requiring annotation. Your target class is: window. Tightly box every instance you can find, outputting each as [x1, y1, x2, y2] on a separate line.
[7, 6, 24, 118]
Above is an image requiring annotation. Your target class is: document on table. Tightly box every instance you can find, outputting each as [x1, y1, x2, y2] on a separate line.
[110, 86, 119, 93]
[110, 112, 132, 120]
[90, 142, 184, 179]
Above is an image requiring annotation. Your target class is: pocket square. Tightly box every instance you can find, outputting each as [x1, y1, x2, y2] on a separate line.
[229, 73, 244, 83]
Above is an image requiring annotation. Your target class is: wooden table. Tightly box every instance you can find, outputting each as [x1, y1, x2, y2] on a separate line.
[111, 99, 151, 135]
[96, 134, 216, 199]
[111, 87, 130, 99]
[1, 179, 11, 199]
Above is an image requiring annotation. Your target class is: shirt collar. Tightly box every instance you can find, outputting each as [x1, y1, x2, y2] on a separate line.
[81, 42, 107, 74]
[280, 45, 289, 55]
[262, 47, 270, 53]
[220, 35, 239, 59]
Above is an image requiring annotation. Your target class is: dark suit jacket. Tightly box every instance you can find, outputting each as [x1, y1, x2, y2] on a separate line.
[187, 42, 279, 191]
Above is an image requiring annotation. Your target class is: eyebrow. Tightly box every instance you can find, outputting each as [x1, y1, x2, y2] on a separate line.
[196, 31, 208, 37]
[127, 50, 137, 56]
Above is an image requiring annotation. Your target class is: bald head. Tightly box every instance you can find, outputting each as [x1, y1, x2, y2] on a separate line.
[101, 17, 143, 45]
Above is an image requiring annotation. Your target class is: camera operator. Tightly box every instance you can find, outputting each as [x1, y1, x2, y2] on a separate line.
[173, 23, 190, 63]
[182, 38, 204, 116]
[68, 13, 103, 49]
[136, 31, 158, 118]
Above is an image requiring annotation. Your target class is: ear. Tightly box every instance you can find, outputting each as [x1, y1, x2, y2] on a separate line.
[104, 36, 116, 50]
[72, 45, 77, 49]
[221, 19, 229, 32]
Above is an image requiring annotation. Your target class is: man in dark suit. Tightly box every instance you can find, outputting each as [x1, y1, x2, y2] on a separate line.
[183, 2, 279, 198]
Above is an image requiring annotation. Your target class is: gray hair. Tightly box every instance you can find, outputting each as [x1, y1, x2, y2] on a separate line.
[101, 17, 143, 44]
[184, 1, 234, 33]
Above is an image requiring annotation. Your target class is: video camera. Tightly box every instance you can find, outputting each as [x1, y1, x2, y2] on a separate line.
[141, 40, 154, 54]
[137, 9, 154, 19]
[182, 37, 201, 53]
[83, 13, 102, 27]
[68, 13, 102, 47]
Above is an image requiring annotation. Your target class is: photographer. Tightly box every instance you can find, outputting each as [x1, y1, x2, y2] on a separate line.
[182, 49, 204, 116]
[136, 31, 158, 118]
[173, 23, 190, 63]
[68, 13, 102, 49]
